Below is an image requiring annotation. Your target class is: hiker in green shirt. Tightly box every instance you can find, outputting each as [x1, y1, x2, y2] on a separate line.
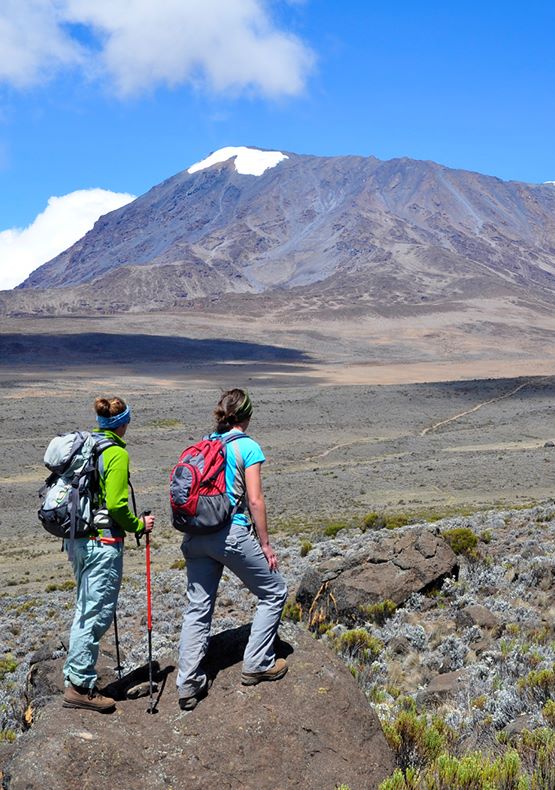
[63, 396, 155, 712]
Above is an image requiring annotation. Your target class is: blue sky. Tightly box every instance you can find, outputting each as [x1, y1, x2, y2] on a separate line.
[0, 0, 554, 288]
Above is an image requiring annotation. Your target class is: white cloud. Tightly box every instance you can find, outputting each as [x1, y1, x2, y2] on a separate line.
[0, 0, 82, 87]
[0, 0, 314, 97]
[0, 188, 135, 290]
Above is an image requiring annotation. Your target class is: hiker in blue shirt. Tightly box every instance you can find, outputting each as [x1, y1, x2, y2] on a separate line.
[176, 388, 288, 710]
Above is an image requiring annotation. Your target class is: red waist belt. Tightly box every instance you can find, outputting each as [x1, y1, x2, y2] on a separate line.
[89, 536, 124, 544]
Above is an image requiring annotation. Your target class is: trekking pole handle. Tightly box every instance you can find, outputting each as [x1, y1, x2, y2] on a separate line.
[136, 509, 152, 547]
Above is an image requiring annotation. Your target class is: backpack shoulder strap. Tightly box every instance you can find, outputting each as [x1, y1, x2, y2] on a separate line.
[91, 433, 118, 453]
[222, 432, 247, 445]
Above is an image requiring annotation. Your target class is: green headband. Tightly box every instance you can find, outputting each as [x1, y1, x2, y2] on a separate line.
[235, 391, 253, 422]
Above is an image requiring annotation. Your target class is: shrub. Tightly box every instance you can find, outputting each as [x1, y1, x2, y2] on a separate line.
[282, 600, 302, 623]
[0, 730, 16, 743]
[323, 521, 348, 538]
[362, 511, 386, 531]
[518, 727, 555, 784]
[300, 540, 313, 557]
[45, 579, 76, 592]
[363, 512, 417, 532]
[441, 527, 479, 557]
[146, 418, 182, 428]
[381, 709, 452, 773]
[379, 750, 525, 789]
[334, 629, 383, 662]
[170, 559, 186, 570]
[385, 514, 415, 530]
[0, 655, 18, 680]
[471, 695, 487, 710]
[359, 600, 397, 625]
[542, 700, 555, 727]
[518, 667, 555, 702]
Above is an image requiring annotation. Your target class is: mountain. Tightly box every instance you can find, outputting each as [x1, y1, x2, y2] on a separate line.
[8, 146, 555, 314]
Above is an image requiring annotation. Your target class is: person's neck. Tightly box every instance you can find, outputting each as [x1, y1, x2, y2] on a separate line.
[231, 420, 249, 433]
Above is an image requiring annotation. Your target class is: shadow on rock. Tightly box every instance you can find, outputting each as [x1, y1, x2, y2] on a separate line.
[101, 661, 175, 703]
[203, 624, 293, 681]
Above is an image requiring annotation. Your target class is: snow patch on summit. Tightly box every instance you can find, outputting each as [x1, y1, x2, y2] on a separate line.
[544, 181, 555, 186]
[188, 147, 288, 176]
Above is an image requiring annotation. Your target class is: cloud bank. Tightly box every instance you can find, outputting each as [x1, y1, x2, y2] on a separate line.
[0, 189, 135, 290]
[0, 0, 314, 97]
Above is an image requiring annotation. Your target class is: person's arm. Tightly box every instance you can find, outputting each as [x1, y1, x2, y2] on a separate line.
[245, 462, 278, 570]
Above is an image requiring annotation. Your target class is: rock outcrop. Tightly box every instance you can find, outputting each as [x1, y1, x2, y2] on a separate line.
[1, 623, 395, 790]
[296, 526, 458, 623]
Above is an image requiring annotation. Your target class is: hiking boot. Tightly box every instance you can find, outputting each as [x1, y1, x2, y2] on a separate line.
[178, 678, 212, 712]
[63, 683, 116, 712]
[241, 658, 288, 686]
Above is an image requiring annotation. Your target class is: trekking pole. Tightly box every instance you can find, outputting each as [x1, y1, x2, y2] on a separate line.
[140, 509, 156, 714]
[113, 611, 123, 680]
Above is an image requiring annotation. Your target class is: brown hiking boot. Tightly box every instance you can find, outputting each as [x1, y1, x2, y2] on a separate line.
[63, 683, 116, 712]
[241, 658, 288, 686]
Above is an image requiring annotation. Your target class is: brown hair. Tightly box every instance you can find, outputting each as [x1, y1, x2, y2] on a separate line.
[214, 388, 250, 433]
[94, 397, 127, 418]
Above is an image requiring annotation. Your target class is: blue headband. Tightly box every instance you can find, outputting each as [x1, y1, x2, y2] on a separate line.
[96, 405, 132, 429]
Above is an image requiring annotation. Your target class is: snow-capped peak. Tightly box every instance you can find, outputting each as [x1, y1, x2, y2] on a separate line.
[188, 146, 288, 176]
[544, 181, 555, 186]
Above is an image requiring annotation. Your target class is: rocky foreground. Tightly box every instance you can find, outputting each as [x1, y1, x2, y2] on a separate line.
[2, 504, 555, 788]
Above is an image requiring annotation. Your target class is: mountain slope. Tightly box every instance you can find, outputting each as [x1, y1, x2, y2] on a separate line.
[14, 148, 555, 311]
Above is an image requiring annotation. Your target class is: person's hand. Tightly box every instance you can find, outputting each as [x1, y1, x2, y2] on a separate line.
[261, 543, 278, 571]
[142, 514, 155, 533]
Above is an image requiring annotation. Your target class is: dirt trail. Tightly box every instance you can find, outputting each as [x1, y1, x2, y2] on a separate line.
[419, 379, 544, 437]
[301, 379, 546, 465]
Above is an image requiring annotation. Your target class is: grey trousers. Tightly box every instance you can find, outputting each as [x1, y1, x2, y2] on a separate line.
[176, 523, 288, 698]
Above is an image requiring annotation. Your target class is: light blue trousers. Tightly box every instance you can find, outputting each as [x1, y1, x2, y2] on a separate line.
[63, 538, 123, 689]
[176, 524, 288, 698]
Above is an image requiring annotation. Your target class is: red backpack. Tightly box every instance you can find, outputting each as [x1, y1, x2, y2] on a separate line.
[170, 433, 246, 534]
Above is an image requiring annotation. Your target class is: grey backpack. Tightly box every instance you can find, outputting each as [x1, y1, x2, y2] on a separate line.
[38, 431, 115, 541]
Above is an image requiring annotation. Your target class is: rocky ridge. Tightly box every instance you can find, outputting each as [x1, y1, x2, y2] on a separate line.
[2, 503, 555, 787]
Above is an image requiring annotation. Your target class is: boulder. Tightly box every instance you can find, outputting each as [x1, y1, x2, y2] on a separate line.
[456, 605, 499, 630]
[297, 526, 458, 623]
[1, 623, 395, 790]
[416, 669, 470, 706]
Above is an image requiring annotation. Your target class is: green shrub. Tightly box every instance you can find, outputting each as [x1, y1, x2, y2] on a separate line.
[360, 599, 397, 625]
[0, 729, 16, 743]
[282, 600, 302, 622]
[323, 521, 348, 538]
[334, 629, 383, 662]
[45, 579, 76, 592]
[381, 709, 451, 773]
[0, 655, 18, 680]
[362, 512, 417, 532]
[542, 700, 555, 727]
[518, 667, 555, 702]
[518, 727, 555, 785]
[441, 527, 479, 557]
[385, 514, 415, 530]
[146, 418, 182, 429]
[362, 512, 386, 531]
[300, 540, 313, 557]
[15, 599, 38, 615]
[170, 558, 186, 570]
[379, 749, 525, 789]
